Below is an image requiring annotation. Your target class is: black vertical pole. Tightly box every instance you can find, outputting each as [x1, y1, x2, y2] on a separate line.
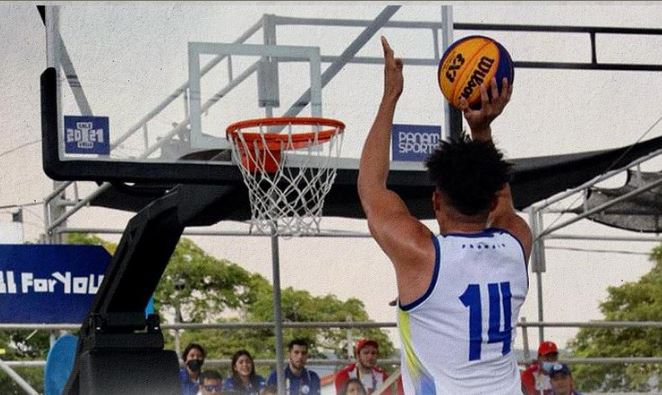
[448, 106, 463, 140]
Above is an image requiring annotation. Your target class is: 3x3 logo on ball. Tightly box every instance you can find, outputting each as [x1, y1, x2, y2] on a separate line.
[445, 54, 496, 102]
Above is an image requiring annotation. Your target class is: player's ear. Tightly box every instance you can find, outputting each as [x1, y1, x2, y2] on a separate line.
[490, 195, 498, 212]
[432, 190, 442, 212]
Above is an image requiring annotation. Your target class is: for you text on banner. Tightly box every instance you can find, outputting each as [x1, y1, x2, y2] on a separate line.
[0, 244, 110, 323]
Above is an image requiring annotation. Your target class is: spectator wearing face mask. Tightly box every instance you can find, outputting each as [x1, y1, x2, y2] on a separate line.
[521, 341, 559, 395]
[180, 343, 207, 395]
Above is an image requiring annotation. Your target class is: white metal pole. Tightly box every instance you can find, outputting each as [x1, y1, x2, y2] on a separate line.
[271, 228, 286, 395]
[0, 358, 39, 395]
[528, 206, 546, 342]
[441, 6, 453, 141]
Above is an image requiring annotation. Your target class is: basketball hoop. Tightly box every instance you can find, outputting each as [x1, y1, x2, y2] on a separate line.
[226, 117, 345, 236]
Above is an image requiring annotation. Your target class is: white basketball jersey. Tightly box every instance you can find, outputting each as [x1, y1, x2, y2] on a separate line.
[398, 228, 528, 395]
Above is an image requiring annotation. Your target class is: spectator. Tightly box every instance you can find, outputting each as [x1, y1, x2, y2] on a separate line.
[339, 378, 368, 395]
[521, 341, 560, 395]
[197, 370, 223, 395]
[334, 339, 402, 395]
[180, 343, 207, 395]
[223, 349, 265, 395]
[267, 338, 321, 395]
[549, 363, 583, 395]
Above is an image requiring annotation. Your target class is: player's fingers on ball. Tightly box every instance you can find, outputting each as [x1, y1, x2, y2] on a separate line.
[490, 78, 499, 101]
[459, 98, 470, 112]
[480, 84, 490, 108]
[502, 78, 512, 101]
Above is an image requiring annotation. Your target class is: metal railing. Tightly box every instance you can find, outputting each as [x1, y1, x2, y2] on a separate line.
[2, 319, 661, 394]
[2, 319, 661, 367]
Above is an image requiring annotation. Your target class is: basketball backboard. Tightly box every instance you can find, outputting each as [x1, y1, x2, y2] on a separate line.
[42, 3, 457, 185]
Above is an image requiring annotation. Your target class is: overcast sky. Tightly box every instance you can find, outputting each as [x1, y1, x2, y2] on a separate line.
[2, 1, 662, 353]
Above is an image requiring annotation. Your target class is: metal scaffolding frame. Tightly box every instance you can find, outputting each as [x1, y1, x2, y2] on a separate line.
[43, 6, 662, 237]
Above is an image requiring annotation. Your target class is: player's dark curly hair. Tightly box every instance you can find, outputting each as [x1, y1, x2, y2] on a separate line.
[425, 133, 511, 217]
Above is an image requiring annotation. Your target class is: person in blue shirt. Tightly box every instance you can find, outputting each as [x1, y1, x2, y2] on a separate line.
[179, 343, 206, 395]
[197, 370, 223, 395]
[267, 338, 321, 395]
[550, 363, 584, 395]
[222, 349, 265, 395]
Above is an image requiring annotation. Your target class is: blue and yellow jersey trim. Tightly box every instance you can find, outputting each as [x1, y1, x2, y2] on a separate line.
[398, 309, 436, 394]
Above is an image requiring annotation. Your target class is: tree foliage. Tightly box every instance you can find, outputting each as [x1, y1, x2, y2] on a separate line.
[155, 238, 258, 323]
[155, 237, 395, 363]
[0, 329, 50, 394]
[568, 246, 662, 392]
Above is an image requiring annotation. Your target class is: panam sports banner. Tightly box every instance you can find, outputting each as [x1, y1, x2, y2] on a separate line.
[0, 244, 111, 323]
[391, 124, 442, 162]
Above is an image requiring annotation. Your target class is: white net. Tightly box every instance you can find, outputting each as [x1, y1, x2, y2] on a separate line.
[227, 118, 345, 236]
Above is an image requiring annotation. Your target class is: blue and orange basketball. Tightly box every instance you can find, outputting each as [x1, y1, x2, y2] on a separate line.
[438, 35, 514, 109]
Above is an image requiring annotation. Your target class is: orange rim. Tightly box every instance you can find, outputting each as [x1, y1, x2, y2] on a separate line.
[226, 117, 345, 151]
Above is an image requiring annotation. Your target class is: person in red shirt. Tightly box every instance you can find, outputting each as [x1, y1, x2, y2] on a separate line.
[521, 341, 560, 395]
[334, 339, 402, 395]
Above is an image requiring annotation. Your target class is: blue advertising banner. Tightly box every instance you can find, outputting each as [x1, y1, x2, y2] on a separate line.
[0, 245, 111, 323]
[391, 124, 442, 162]
[63, 115, 110, 155]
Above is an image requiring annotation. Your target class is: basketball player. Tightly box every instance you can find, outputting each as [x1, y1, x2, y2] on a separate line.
[357, 36, 531, 394]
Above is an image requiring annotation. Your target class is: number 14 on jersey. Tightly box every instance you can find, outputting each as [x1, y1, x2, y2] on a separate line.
[459, 282, 512, 361]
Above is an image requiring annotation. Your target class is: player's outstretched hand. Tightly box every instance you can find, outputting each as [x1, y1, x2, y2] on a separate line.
[460, 77, 512, 137]
[381, 36, 403, 101]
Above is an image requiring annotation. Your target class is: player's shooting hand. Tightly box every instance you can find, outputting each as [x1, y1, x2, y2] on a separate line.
[460, 77, 512, 136]
[381, 36, 403, 101]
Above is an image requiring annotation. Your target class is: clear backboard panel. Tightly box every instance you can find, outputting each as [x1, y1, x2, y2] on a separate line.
[42, 3, 452, 184]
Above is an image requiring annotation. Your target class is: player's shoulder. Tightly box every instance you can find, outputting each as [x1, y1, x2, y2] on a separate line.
[492, 220, 532, 259]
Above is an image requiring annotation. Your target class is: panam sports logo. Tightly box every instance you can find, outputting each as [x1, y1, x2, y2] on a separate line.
[392, 124, 442, 162]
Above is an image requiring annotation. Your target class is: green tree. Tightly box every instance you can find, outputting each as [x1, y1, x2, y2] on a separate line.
[66, 232, 116, 254]
[247, 286, 393, 359]
[568, 246, 662, 392]
[155, 238, 257, 323]
[157, 238, 395, 364]
[0, 329, 50, 394]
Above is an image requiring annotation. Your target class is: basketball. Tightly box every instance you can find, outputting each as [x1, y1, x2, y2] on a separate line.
[437, 35, 514, 109]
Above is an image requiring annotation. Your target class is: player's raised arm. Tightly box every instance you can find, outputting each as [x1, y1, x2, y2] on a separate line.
[461, 77, 532, 260]
[357, 36, 403, 204]
[357, 37, 434, 295]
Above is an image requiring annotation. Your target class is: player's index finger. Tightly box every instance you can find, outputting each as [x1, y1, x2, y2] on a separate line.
[381, 36, 392, 56]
